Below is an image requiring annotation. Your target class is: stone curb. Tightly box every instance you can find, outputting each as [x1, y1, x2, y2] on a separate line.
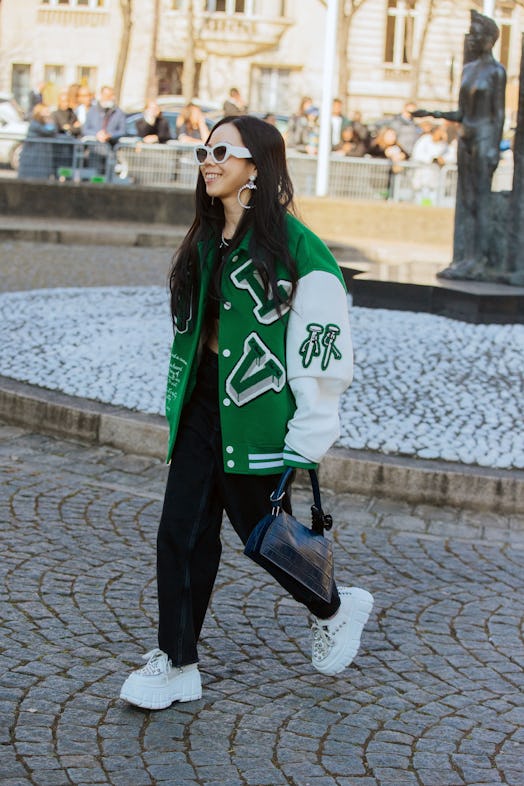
[1, 376, 522, 515]
[0, 222, 186, 248]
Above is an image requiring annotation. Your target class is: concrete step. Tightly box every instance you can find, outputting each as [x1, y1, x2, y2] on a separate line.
[1, 375, 522, 515]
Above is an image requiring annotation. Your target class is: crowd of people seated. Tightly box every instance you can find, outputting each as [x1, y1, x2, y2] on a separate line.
[17, 83, 462, 194]
[17, 83, 214, 180]
[285, 97, 458, 170]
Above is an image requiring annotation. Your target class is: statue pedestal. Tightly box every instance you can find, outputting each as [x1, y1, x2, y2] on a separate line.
[350, 261, 524, 324]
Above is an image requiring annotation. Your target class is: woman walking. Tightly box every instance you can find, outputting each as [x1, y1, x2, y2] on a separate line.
[120, 116, 373, 710]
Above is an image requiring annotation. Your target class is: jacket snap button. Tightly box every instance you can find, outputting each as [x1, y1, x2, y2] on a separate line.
[223, 398, 231, 406]
[232, 255, 238, 262]
[222, 349, 231, 357]
[226, 445, 234, 454]
[223, 301, 231, 310]
[227, 460, 235, 468]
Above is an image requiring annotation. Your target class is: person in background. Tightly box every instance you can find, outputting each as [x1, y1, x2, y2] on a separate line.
[262, 112, 277, 126]
[83, 85, 126, 145]
[331, 98, 350, 148]
[18, 103, 57, 180]
[74, 86, 93, 129]
[410, 123, 449, 167]
[285, 96, 313, 150]
[67, 83, 81, 113]
[303, 104, 320, 155]
[25, 81, 46, 120]
[389, 101, 421, 157]
[223, 87, 248, 116]
[53, 90, 82, 136]
[333, 124, 368, 157]
[52, 89, 82, 173]
[176, 103, 209, 144]
[119, 114, 374, 711]
[367, 126, 407, 170]
[350, 110, 371, 149]
[136, 99, 172, 143]
[367, 126, 407, 195]
[410, 123, 450, 203]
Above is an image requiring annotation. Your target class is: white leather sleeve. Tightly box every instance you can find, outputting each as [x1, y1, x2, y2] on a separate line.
[284, 270, 353, 465]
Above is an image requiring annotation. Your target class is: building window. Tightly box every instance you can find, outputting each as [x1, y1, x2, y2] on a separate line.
[251, 66, 292, 114]
[77, 65, 97, 88]
[43, 64, 64, 107]
[206, 0, 251, 12]
[384, 0, 416, 66]
[498, 21, 511, 69]
[11, 64, 32, 115]
[156, 60, 202, 96]
[40, 1, 105, 8]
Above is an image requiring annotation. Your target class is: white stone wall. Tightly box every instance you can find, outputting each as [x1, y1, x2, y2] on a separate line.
[0, 0, 522, 122]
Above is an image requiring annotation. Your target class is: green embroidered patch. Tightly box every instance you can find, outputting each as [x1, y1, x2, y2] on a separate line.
[299, 323, 342, 370]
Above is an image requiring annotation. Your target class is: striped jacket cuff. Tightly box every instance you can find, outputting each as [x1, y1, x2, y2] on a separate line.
[282, 447, 318, 470]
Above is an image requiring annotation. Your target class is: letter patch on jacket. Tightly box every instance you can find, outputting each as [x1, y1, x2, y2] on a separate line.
[300, 323, 342, 370]
[231, 259, 292, 324]
[225, 332, 285, 406]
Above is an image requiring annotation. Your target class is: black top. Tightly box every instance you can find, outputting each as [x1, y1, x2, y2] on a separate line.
[204, 243, 229, 334]
[136, 115, 172, 143]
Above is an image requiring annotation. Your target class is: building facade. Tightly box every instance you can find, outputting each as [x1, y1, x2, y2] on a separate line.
[1, 0, 523, 125]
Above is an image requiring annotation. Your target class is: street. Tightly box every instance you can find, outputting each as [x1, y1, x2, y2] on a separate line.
[1, 421, 522, 786]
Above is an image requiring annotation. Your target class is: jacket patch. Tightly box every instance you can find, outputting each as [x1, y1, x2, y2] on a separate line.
[166, 354, 188, 403]
[225, 332, 286, 406]
[299, 323, 342, 370]
[231, 259, 292, 325]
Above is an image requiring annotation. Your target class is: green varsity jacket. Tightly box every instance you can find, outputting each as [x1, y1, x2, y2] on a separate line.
[165, 213, 353, 474]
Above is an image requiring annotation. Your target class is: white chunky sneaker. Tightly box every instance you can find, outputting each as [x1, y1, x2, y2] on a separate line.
[311, 587, 374, 675]
[120, 649, 202, 710]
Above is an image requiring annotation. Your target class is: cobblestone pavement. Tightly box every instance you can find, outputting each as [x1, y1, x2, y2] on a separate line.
[1, 422, 523, 786]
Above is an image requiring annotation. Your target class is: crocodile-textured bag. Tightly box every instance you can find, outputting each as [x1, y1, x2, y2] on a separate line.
[244, 468, 334, 602]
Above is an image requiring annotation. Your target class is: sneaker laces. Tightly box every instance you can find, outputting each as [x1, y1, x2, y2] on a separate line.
[311, 619, 335, 660]
[137, 648, 170, 676]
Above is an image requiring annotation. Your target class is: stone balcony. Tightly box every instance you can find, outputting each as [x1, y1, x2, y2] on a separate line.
[197, 13, 292, 57]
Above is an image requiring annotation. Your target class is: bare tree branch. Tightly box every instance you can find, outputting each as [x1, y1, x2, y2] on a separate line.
[337, 0, 371, 110]
[115, 0, 133, 102]
[410, 0, 436, 102]
[146, 0, 161, 101]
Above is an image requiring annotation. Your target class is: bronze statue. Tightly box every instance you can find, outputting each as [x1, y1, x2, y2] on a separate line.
[413, 10, 506, 281]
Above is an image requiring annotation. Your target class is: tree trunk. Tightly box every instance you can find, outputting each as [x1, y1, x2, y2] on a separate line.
[410, 0, 436, 102]
[337, 0, 370, 113]
[182, 0, 196, 102]
[146, 0, 161, 101]
[337, 3, 351, 109]
[114, 0, 133, 103]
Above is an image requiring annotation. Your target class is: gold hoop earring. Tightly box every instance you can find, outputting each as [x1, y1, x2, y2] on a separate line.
[237, 174, 257, 209]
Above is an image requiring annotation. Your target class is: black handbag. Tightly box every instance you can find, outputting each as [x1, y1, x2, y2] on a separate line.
[244, 467, 334, 602]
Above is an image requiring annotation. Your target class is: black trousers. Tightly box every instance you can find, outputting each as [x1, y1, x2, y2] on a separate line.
[156, 348, 341, 666]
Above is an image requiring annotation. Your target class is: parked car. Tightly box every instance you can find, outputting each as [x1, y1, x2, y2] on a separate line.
[124, 96, 220, 140]
[0, 93, 29, 170]
[249, 112, 289, 136]
[124, 109, 218, 139]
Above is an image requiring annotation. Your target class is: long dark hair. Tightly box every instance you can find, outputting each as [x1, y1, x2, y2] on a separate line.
[169, 115, 298, 331]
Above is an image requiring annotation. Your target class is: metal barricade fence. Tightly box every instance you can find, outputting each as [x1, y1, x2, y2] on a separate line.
[113, 139, 199, 188]
[12, 136, 117, 182]
[3, 133, 513, 208]
[287, 153, 462, 206]
[286, 151, 395, 201]
[389, 160, 458, 207]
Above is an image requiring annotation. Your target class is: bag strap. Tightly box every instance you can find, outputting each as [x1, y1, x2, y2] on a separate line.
[270, 468, 333, 535]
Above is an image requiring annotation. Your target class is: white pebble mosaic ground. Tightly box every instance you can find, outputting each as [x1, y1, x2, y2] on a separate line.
[1, 285, 522, 470]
